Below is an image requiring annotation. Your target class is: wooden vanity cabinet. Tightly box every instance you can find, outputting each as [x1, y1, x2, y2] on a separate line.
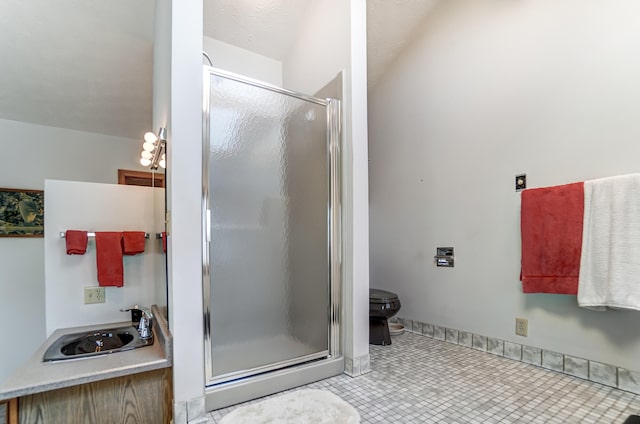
[1, 398, 18, 424]
[15, 367, 171, 424]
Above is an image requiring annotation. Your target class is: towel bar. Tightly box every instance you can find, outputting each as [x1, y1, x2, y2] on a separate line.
[60, 232, 150, 239]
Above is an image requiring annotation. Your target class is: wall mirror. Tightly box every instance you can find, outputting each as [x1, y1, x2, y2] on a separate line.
[0, 0, 166, 384]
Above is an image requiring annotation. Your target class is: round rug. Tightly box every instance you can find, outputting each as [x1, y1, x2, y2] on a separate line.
[219, 389, 361, 424]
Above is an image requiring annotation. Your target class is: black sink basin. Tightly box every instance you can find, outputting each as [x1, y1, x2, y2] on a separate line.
[43, 325, 153, 362]
[60, 331, 135, 355]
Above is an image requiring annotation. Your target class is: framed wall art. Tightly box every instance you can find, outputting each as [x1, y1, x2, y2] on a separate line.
[0, 188, 44, 237]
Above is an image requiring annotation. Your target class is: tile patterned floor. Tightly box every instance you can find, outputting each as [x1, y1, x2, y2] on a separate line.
[204, 332, 640, 423]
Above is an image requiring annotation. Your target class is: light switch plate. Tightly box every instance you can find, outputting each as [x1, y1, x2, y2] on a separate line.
[84, 286, 105, 304]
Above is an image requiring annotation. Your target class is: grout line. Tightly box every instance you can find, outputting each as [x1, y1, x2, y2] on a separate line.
[392, 316, 639, 395]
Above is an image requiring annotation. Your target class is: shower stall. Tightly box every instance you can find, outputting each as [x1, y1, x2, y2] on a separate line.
[202, 68, 343, 409]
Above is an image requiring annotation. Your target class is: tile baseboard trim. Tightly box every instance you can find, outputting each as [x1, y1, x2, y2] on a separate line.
[187, 396, 206, 423]
[345, 354, 371, 377]
[174, 400, 188, 424]
[391, 316, 640, 395]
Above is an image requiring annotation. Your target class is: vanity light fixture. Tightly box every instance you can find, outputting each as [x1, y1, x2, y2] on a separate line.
[140, 127, 167, 170]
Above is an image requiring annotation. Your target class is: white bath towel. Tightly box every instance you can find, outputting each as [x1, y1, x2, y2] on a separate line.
[578, 173, 640, 311]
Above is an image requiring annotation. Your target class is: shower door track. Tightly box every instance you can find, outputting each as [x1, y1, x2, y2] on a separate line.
[209, 350, 330, 386]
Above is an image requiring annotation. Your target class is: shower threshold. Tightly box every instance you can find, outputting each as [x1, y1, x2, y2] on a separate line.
[209, 334, 329, 385]
[205, 355, 344, 411]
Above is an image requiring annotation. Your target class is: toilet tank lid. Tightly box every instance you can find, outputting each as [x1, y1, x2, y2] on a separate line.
[370, 288, 399, 302]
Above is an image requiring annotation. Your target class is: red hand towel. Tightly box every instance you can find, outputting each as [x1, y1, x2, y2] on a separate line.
[65, 230, 88, 255]
[122, 231, 146, 255]
[520, 182, 584, 294]
[161, 231, 167, 253]
[95, 232, 124, 287]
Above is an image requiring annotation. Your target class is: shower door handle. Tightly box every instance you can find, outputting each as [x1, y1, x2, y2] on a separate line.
[206, 209, 211, 242]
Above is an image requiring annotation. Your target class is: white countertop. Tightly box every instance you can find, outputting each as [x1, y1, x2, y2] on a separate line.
[0, 306, 172, 401]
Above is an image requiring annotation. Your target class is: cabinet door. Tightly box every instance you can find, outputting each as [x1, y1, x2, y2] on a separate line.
[0, 399, 18, 424]
[19, 368, 172, 424]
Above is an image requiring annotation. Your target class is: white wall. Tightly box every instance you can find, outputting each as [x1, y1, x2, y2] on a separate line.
[0, 119, 148, 384]
[203, 37, 282, 86]
[283, 0, 370, 364]
[368, 0, 640, 371]
[165, 0, 205, 419]
[348, 0, 370, 362]
[153, 0, 172, 132]
[1, 119, 144, 187]
[282, 2, 349, 95]
[44, 180, 164, 334]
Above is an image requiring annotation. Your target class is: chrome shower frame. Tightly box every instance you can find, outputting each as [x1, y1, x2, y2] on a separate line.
[202, 67, 343, 409]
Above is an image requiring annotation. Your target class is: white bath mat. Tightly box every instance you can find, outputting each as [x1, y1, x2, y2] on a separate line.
[219, 389, 360, 424]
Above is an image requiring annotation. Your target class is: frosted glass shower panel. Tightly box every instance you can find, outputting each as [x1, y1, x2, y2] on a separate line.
[207, 74, 330, 383]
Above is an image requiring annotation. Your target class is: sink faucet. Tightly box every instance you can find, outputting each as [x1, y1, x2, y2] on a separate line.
[120, 305, 154, 340]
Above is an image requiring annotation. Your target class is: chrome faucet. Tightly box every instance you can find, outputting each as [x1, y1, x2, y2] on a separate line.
[120, 305, 154, 340]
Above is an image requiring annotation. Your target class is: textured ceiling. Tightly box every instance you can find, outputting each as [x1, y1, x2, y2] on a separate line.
[0, 1, 436, 139]
[203, 0, 313, 61]
[0, 0, 154, 139]
[204, 0, 440, 88]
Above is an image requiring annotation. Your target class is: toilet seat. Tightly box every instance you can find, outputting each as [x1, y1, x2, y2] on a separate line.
[369, 288, 398, 303]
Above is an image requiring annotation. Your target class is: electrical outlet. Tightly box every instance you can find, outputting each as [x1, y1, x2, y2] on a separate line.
[84, 287, 105, 304]
[515, 317, 528, 337]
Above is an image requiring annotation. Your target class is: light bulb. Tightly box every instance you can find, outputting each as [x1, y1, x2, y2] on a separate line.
[140, 157, 151, 166]
[144, 132, 158, 143]
[159, 159, 166, 169]
[143, 141, 155, 152]
[141, 151, 153, 160]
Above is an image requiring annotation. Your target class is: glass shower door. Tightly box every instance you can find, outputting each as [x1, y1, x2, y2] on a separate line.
[203, 69, 339, 385]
